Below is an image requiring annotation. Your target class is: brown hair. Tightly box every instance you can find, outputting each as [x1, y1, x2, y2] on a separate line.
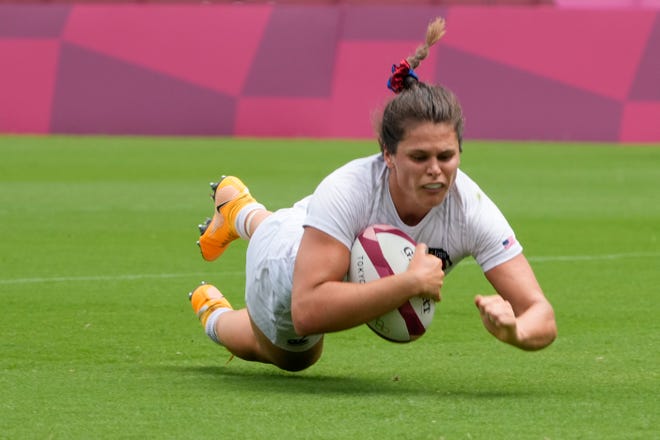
[377, 17, 464, 154]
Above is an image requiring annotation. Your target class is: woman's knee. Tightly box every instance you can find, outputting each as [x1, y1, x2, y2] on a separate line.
[248, 312, 324, 372]
[273, 341, 324, 372]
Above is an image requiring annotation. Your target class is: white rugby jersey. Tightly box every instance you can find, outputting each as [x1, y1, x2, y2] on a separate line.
[301, 153, 522, 273]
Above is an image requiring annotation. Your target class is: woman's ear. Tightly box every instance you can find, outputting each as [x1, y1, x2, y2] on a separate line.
[383, 150, 394, 169]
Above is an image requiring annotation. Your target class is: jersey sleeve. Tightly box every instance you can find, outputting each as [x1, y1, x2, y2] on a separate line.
[465, 188, 523, 272]
[303, 166, 371, 250]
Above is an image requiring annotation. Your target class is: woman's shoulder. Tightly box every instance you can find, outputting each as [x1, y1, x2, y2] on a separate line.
[320, 153, 385, 188]
[451, 169, 485, 202]
[454, 168, 480, 189]
[334, 153, 383, 175]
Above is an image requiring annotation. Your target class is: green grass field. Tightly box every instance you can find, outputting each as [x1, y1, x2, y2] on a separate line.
[1, 136, 658, 439]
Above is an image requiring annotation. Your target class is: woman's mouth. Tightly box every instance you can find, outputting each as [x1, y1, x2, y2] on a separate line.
[423, 182, 444, 190]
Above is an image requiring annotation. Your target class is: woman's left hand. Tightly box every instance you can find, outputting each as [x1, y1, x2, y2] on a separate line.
[475, 294, 518, 344]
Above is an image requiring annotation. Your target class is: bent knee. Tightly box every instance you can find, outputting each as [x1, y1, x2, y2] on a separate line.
[273, 343, 323, 372]
[249, 315, 324, 372]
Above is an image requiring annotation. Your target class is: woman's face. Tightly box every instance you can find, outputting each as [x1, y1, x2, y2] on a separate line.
[384, 121, 461, 225]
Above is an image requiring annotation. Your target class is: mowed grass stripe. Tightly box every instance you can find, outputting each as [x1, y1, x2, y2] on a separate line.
[1, 251, 658, 285]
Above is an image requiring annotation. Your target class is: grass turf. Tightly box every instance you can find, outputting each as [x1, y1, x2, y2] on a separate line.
[0, 136, 658, 439]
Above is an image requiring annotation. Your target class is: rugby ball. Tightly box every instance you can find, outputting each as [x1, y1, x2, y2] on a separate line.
[348, 224, 435, 343]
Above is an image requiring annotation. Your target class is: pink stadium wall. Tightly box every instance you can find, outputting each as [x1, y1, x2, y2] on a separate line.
[1, 4, 658, 142]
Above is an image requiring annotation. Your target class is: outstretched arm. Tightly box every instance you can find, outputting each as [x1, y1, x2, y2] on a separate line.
[477, 253, 557, 350]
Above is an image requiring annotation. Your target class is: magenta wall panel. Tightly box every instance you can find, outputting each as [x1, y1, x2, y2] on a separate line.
[242, 6, 339, 98]
[0, 40, 59, 134]
[51, 42, 237, 135]
[1, 4, 658, 142]
[62, 5, 272, 96]
[442, 8, 655, 101]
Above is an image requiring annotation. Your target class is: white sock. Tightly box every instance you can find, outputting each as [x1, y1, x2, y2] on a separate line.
[235, 202, 266, 240]
[204, 307, 231, 345]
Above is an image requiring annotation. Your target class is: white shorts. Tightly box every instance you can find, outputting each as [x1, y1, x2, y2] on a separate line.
[245, 199, 322, 352]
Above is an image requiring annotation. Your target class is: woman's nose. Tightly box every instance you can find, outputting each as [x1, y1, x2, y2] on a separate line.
[427, 160, 442, 176]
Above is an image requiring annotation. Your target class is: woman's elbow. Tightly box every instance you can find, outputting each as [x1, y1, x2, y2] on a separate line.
[546, 311, 558, 346]
[528, 305, 558, 350]
[545, 302, 558, 343]
[291, 296, 318, 336]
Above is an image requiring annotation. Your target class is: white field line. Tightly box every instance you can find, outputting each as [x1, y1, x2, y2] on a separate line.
[0, 272, 244, 285]
[0, 252, 658, 285]
[528, 252, 659, 262]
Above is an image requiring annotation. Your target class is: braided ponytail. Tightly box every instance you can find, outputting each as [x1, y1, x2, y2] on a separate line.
[407, 17, 446, 70]
[387, 17, 447, 93]
[379, 17, 464, 154]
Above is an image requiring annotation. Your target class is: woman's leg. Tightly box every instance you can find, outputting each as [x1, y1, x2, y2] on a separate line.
[197, 176, 267, 261]
[247, 318, 324, 372]
[191, 176, 321, 371]
[190, 283, 322, 371]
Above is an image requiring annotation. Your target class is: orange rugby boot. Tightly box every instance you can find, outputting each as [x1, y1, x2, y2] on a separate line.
[196, 175, 257, 261]
[188, 282, 233, 327]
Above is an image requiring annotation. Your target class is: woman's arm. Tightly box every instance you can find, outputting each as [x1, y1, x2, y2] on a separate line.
[477, 253, 557, 350]
[291, 226, 444, 336]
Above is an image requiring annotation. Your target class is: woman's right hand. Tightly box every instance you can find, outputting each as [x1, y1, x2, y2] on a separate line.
[406, 242, 445, 302]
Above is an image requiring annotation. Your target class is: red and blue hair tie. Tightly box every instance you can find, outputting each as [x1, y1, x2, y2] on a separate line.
[387, 59, 419, 94]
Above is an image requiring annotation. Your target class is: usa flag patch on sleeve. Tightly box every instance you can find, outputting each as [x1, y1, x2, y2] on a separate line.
[502, 235, 517, 250]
